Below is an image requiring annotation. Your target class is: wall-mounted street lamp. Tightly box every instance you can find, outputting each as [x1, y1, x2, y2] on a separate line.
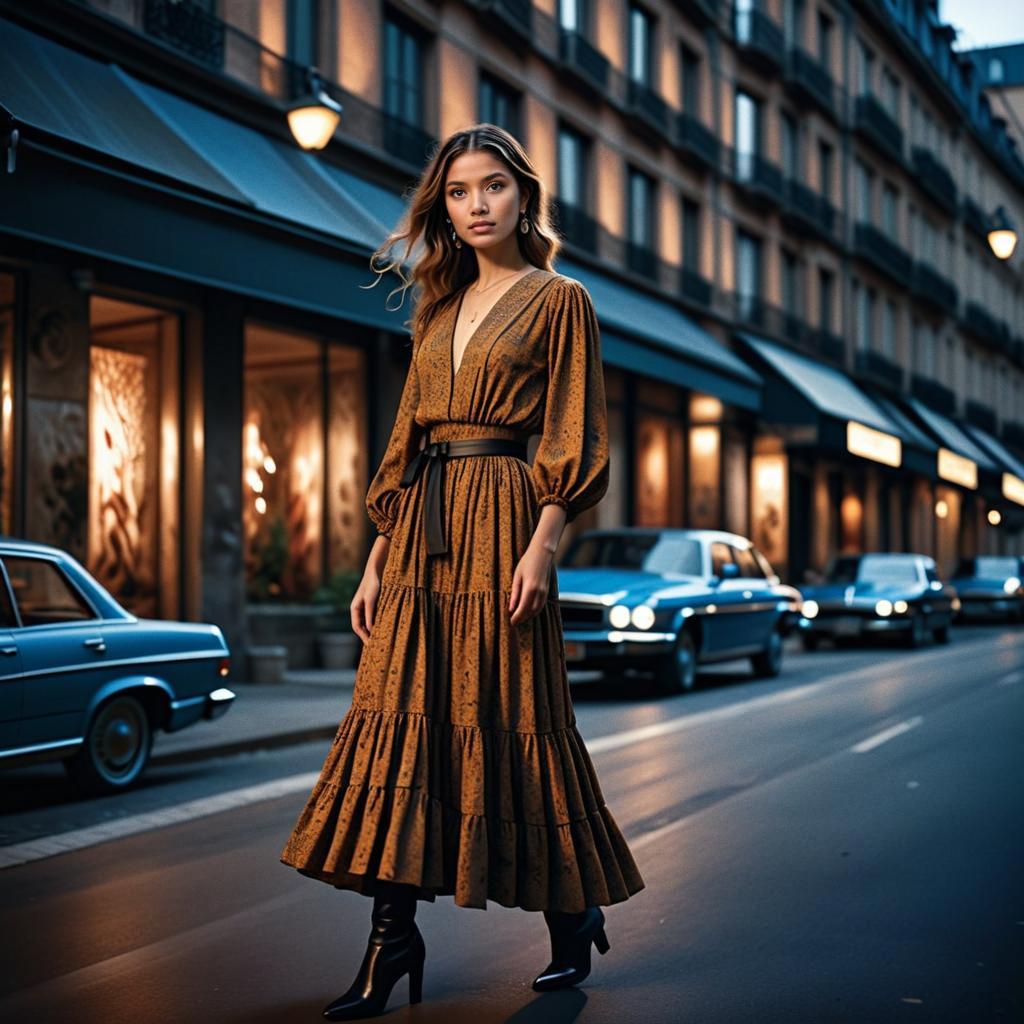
[286, 67, 343, 151]
[987, 205, 1018, 260]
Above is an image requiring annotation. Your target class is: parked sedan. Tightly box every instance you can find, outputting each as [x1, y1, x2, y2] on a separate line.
[950, 555, 1024, 624]
[556, 528, 803, 695]
[797, 552, 959, 649]
[0, 538, 235, 794]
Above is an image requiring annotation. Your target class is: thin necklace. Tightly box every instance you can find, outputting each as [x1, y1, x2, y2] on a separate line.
[466, 267, 531, 322]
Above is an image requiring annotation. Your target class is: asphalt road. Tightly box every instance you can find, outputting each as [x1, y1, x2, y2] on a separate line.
[0, 625, 1021, 1023]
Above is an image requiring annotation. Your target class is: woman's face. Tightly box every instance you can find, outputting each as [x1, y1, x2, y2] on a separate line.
[443, 149, 525, 254]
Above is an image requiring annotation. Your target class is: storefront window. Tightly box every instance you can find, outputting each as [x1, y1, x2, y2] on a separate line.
[88, 295, 181, 618]
[0, 273, 14, 536]
[243, 323, 366, 602]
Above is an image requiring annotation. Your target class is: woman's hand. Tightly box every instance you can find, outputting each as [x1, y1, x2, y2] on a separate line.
[509, 540, 556, 626]
[351, 536, 390, 642]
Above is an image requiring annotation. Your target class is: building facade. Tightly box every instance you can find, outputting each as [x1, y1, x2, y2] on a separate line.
[0, 0, 1022, 668]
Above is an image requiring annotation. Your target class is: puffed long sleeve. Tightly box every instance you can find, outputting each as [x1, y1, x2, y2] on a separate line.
[365, 343, 423, 539]
[531, 278, 609, 522]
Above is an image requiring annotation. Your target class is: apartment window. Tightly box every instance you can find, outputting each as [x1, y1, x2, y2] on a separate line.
[383, 12, 424, 127]
[784, 0, 805, 46]
[479, 71, 521, 136]
[818, 139, 833, 198]
[856, 282, 876, 352]
[679, 43, 700, 113]
[856, 160, 874, 223]
[628, 3, 654, 86]
[882, 182, 898, 237]
[817, 10, 833, 68]
[883, 68, 901, 120]
[287, 0, 319, 65]
[558, 0, 586, 31]
[782, 250, 801, 318]
[735, 90, 760, 179]
[781, 112, 799, 180]
[627, 166, 655, 248]
[682, 196, 700, 270]
[818, 267, 834, 331]
[557, 124, 589, 209]
[857, 38, 874, 95]
[881, 299, 896, 357]
[736, 228, 762, 317]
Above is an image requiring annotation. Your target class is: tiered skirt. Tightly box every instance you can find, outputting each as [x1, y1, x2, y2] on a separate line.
[279, 429, 645, 911]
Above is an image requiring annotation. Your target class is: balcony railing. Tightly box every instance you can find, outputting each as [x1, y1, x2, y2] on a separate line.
[625, 78, 671, 141]
[910, 373, 957, 416]
[910, 261, 959, 317]
[625, 241, 659, 279]
[853, 349, 904, 391]
[783, 47, 837, 120]
[679, 266, 713, 309]
[782, 178, 837, 240]
[808, 327, 846, 364]
[964, 399, 998, 434]
[382, 115, 436, 167]
[550, 198, 599, 252]
[853, 222, 913, 283]
[1004, 421, 1024, 452]
[733, 7, 785, 72]
[853, 94, 904, 164]
[557, 28, 610, 94]
[911, 146, 958, 216]
[675, 112, 719, 170]
[732, 151, 784, 208]
[962, 301, 1011, 352]
[467, 0, 533, 44]
[143, 0, 225, 69]
[961, 196, 991, 240]
[670, 0, 719, 27]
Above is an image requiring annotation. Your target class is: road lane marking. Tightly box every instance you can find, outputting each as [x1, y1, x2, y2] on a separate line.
[850, 716, 924, 753]
[0, 771, 320, 870]
[995, 670, 1021, 687]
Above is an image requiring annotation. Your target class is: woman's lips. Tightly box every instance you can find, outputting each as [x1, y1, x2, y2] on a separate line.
[470, 223, 494, 232]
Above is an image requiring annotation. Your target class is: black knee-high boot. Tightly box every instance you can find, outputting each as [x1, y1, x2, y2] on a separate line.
[532, 906, 610, 991]
[322, 880, 425, 1020]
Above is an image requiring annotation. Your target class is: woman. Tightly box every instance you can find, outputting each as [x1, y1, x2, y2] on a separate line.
[280, 123, 645, 1021]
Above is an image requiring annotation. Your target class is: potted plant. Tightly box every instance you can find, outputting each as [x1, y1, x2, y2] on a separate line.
[312, 569, 363, 669]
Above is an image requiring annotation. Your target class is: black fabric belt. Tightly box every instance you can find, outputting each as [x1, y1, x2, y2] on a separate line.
[398, 437, 528, 556]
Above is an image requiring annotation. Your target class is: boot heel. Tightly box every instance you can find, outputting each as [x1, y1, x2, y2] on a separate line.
[593, 927, 610, 955]
[408, 953, 424, 1004]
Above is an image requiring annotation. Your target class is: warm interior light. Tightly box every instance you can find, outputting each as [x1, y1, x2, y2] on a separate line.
[935, 499, 948, 518]
[987, 508, 1002, 525]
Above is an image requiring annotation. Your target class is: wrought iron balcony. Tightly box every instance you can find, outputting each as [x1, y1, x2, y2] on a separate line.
[550, 198, 599, 252]
[1004, 421, 1024, 452]
[143, 0, 226, 70]
[911, 146, 958, 216]
[808, 327, 846, 365]
[732, 151, 784, 209]
[853, 222, 913, 284]
[467, 0, 533, 44]
[961, 196, 991, 240]
[625, 79, 671, 142]
[675, 112, 719, 170]
[853, 349, 904, 392]
[783, 47, 837, 121]
[961, 301, 1011, 352]
[965, 400, 998, 434]
[670, 0, 719, 28]
[733, 7, 785, 73]
[382, 115, 436, 168]
[781, 179, 837, 241]
[910, 261, 959, 317]
[679, 266, 713, 309]
[626, 241, 659, 279]
[557, 28, 610, 95]
[910, 373, 957, 416]
[853, 94, 904, 164]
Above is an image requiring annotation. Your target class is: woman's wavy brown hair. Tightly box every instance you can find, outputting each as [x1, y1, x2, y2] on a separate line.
[363, 123, 561, 342]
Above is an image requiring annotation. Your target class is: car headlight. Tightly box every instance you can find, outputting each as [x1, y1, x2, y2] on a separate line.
[893, 600, 908, 614]
[609, 604, 631, 629]
[630, 605, 656, 630]
[875, 599, 893, 617]
[1005, 576, 1021, 594]
[801, 599, 819, 619]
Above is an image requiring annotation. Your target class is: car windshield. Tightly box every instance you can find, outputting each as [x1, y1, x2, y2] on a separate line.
[829, 555, 920, 585]
[562, 535, 703, 576]
[972, 556, 1019, 577]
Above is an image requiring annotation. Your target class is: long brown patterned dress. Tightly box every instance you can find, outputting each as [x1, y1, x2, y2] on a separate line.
[279, 267, 646, 912]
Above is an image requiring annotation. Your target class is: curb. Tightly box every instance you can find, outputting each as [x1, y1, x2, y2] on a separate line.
[150, 723, 340, 767]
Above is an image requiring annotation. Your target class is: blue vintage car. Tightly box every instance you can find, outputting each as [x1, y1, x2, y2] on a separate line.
[797, 552, 959, 649]
[0, 538, 235, 794]
[949, 555, 1024, 624]
[556, 528, 803, 695]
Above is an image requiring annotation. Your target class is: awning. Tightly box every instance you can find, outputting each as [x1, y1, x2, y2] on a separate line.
[859, 389, 938, 476]
[902, 397, 998, 489]
[961, 422, 1024, 507]
[736, 332, 909, 468]
[0, 16, 407, 333]
[560, 260, 763, 410]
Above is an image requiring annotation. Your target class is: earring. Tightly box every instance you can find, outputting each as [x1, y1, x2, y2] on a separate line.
[520, 215, 530, 234]
[446, 216, 462, 249]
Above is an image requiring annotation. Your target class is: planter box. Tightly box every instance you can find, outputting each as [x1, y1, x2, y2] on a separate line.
[247, 603, 334, 669]
[247, 645, 289, 684]
[318, 631, 361, 670]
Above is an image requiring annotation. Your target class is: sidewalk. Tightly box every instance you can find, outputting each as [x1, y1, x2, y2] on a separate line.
[150, 668, 357, 766]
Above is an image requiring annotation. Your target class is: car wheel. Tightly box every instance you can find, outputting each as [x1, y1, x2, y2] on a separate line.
[654, 629, 697, 696]
[905, 612, 929, 649]
[800, 633, 820, 652]
[932, 620, 951, 644]
[751, 628, 784, 678]
[64, 694, 153, 796]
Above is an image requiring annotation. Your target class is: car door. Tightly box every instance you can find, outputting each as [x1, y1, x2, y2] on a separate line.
[731, 544, 777, 645]
[705, 542, 751, 654]
[3, 553, 109, 748]
[0, 560, 24, 750]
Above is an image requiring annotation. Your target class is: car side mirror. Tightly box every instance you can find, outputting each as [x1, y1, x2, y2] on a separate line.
[721, 563, 740, 580]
